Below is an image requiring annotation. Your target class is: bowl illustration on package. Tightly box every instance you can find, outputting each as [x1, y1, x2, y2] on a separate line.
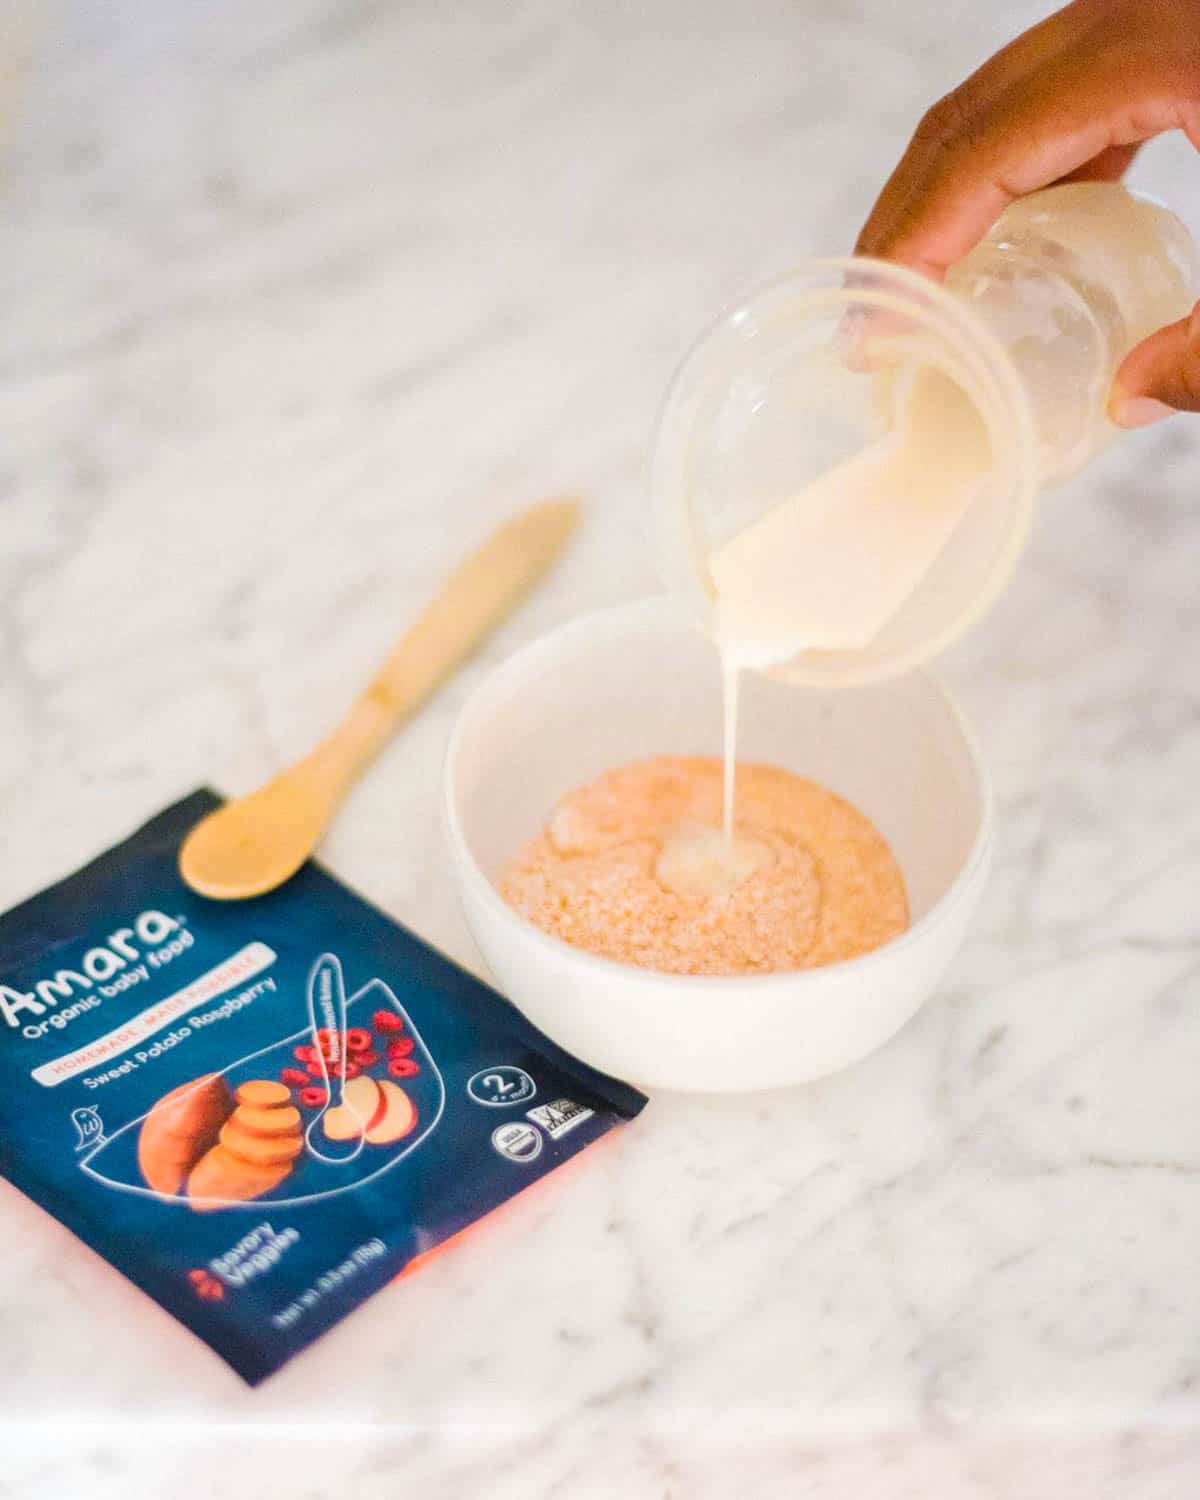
[81, 954, 445, 1211]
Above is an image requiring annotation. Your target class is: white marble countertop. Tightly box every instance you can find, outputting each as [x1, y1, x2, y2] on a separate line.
[4, 2, 1200, 1496]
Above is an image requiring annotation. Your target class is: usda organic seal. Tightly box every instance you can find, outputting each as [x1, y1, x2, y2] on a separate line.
[491, 1121, 542, 1164]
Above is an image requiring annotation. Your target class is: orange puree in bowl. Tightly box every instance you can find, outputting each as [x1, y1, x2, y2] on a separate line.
[500, 755, 908, 977]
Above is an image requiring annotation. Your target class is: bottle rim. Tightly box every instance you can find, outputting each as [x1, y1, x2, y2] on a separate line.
[650, 255, 1040, 684]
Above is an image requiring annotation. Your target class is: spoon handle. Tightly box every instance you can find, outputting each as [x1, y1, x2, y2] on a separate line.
[303, 498, 580, 793]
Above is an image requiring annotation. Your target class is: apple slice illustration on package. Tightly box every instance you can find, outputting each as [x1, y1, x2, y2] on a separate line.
[0, 791, 646, 1384]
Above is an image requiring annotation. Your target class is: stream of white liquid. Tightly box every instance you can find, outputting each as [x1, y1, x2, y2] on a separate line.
[702, 365, 991, 882]
[721, 653, 740, 846]
[657, 646, 761, 898]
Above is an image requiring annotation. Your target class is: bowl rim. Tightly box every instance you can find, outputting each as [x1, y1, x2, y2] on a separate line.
[443, 598, 995, 993]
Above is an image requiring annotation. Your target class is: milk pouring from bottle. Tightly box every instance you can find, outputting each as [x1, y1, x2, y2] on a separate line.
[652, 182, 1199, 859]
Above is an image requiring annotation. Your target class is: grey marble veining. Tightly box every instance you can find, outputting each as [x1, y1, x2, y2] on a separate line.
[3, 1, 1200, 1496]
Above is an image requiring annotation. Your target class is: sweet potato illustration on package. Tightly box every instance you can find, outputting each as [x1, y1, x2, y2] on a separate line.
[138, 1078, 304, 1208]
[137, 1073, 231, 1195]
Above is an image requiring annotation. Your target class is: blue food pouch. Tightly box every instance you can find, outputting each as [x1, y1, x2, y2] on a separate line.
[0, 790, 646, 1383]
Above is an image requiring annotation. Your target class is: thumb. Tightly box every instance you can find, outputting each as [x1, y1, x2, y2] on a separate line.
[1110, 301, 1200, 428]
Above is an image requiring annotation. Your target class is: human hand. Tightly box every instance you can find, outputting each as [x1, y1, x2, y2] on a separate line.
[855, 0, 1200, 427]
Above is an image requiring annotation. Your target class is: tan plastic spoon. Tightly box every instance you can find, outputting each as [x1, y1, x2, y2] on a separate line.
[179, 498, 580, 900]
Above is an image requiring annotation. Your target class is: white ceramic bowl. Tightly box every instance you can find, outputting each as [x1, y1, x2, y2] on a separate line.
[443, 600, 992, 1093]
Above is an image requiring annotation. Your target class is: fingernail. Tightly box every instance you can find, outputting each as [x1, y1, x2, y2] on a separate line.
[1111, 395, 1177, 429]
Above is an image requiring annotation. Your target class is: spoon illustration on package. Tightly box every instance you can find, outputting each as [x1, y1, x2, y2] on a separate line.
[302, 954, 368, 1165]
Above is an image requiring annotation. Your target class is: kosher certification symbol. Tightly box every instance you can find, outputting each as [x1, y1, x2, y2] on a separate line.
[467, 1066, 537, 1108]
[491, 1121, 543, 1164]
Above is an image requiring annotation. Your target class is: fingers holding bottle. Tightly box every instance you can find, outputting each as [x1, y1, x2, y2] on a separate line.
[855, 0, 1200, 281]
[1112, 301, 1200, 426]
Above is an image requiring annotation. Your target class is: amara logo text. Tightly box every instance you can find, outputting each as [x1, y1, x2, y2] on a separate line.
[0, 911, 181, 1029]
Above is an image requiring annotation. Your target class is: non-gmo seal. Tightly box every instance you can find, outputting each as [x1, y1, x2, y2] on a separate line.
[491, 1121, 543, 1164]
[468, 1066, 537, 1108]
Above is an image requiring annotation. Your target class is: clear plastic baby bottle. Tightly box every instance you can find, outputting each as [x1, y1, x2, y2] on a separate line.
[653, 182, 1199, 685]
